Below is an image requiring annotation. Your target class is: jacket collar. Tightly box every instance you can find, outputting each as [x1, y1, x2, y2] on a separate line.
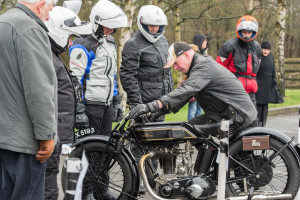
[15, 3, 48, 32]
[187, 53, 199, 77]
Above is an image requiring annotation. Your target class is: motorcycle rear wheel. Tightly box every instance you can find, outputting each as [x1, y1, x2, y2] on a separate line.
[61, 142, 135, 200]
[227, 137, 300, 198]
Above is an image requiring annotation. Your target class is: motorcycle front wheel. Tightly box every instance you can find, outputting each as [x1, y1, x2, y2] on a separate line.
[227, 137, 300, 198]
[61, 142, 135, 200]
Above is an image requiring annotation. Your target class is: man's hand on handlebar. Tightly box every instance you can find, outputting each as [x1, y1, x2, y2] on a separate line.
[128, 100, 161, 120]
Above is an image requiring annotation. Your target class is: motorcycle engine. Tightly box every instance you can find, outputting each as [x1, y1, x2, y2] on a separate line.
[157, 176, 216, 199]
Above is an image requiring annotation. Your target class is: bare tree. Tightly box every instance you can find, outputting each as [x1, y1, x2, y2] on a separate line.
[274, 0, 287, 95]
[116, 0, 136, 110]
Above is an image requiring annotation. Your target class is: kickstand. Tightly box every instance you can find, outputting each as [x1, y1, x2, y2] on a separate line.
[247, 186, 254, 200]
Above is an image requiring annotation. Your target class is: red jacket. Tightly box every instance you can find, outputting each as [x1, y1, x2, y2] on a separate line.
[216, 38, 261, 93]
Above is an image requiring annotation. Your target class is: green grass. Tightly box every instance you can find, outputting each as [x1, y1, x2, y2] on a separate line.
[113, 89, 300, 125]
[269, 89, 300, 108]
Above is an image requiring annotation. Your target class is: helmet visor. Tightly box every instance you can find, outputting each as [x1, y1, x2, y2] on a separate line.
[237, 20, 258, 32]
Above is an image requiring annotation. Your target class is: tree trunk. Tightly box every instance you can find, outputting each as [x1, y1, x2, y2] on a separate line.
[173, 4, 184, 87]
[249, 0, 253, 11]
[274, 0, 287, 96]
[117, 0, 135, 110]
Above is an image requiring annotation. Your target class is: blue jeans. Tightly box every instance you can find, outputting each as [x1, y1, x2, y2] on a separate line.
[188, 101, 202, 120]
[0, 148, 46, 200]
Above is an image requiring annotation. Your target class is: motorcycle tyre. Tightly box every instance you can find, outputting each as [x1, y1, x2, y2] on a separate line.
[61, 142, 135, 200]
[227, 137, 300, 198]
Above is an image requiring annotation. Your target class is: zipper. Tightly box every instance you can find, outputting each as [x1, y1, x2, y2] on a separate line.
[101, 40, 113, 105]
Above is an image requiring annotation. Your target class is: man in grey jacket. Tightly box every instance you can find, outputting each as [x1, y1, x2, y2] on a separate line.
[129, 42, 258, 133]
[0, 0, 57, 199]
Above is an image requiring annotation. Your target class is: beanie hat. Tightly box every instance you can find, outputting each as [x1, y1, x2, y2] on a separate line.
[261, 40, 271, 50]
[193, 34, 208, 50]
[164, 42, 192, 68]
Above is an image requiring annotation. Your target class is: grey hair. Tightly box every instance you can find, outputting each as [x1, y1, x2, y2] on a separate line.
[18, 0, 55, 5]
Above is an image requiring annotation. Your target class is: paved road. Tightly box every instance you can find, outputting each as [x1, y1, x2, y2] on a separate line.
[58, 113, 300, 200]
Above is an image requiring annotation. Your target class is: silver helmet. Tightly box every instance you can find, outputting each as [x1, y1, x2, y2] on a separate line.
[137, 5, 168, 43]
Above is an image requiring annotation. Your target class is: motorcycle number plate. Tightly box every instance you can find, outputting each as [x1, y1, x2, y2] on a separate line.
[242, 135, 270, 151]
[74, 127, 96, 142]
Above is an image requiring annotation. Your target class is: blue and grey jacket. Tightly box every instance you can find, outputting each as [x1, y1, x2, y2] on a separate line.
[69, 34, 117, 106]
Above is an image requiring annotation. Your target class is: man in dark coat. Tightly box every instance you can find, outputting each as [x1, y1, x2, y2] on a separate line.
[255, 41, 278, 127]
[120, 5, 174, 193]
[44, 6, 91, 199]
[129, 42, 258, 133]
[120, 5, 173, 122]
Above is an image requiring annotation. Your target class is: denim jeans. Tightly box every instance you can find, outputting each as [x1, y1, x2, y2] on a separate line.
[0, 148, 46, 200]
[188, 101, 202, 120]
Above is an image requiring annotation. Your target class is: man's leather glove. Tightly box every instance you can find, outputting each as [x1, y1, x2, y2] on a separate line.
[128, 100, 160, 120]
[113, 104, 124, 122]
[36, 139, 54, 163]
[75, 103, 89, 129]
[148, 110, 164, 122]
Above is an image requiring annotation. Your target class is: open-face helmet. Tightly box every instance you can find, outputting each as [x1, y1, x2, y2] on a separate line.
[137, 5, 168, 43]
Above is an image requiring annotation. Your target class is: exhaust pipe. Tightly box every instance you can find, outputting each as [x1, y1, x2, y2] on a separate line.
[139, 153, 181, 200]
[227, 194, 292, 200]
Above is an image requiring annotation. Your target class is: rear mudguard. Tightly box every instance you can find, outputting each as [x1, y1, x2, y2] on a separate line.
[230, 127, 300, 164]
[72, 135, 139, 197]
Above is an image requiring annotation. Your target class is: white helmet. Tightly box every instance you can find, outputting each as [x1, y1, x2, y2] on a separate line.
[45, 6, 92, 51]
[137, 5, 168, 43]
[89, 0, 128, 36]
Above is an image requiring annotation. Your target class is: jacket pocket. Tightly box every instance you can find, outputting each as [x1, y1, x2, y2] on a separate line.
[141, 81, 163, 89]
[85, 79, 109, 101]
[140, 81, 163, 102]
[58, 113, 74, 143]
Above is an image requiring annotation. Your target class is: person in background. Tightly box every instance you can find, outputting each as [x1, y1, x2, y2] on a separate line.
[68, 0, 127, 199]
[192, 34, 208, 55]
[255, 41, 278, 127]
[120, 5, 173, 122]
[44, 6, 92, 199]
[120, 5, 173, 194]
[217, 15, 261, 105]
[0, 0, 57, 199]
[69, 0, 127, 137]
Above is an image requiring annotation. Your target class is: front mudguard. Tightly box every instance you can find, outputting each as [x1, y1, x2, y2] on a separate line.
[230, 127, 300, 164]
[72, 135, 140, 197]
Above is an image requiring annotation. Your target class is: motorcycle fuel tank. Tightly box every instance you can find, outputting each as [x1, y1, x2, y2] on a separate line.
[133, 121, 197, 142]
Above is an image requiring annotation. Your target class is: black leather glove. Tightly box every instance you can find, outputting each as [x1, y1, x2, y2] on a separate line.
[128, 101, 160, 120]
[113, 103, 124, 122]
[75, 103, 89, 129]
[148, 110, 164, 122]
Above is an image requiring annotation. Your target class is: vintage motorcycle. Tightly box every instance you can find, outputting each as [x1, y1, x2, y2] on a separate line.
[62, 113, 300, 200]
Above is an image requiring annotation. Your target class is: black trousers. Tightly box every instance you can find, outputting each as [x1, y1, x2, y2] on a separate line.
[248, 93, 257, 108]
[45, 143, 62, 200]
[0, 148, 46, 200]
[257, 104, 268, 127]
[85, 103, 113, 136]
